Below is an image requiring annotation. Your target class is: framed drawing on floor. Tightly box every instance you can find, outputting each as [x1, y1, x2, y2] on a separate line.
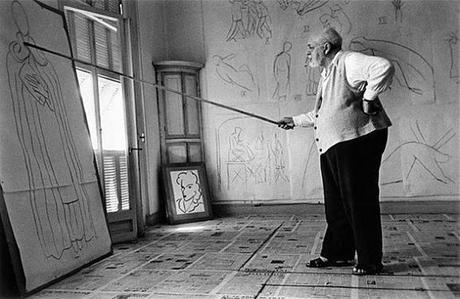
[162, 163, 213, 224]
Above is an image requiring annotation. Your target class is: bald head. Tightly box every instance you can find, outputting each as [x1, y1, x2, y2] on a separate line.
[314, 27, 342, 51]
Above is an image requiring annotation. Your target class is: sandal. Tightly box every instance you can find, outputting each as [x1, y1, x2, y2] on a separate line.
[307, 257, 354, 268]
[352, 264, 383, 275]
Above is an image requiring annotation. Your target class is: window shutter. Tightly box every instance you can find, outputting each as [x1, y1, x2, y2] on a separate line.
[94, 22, 110, 69]
[103, 154, 119, 213]
[73, 12, 92, 63]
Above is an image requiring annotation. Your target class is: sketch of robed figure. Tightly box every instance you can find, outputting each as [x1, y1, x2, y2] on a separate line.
[6, 0, 96, 259]
[272, 41, 292, 101]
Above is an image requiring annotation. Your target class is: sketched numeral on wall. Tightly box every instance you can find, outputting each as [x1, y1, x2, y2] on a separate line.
[6, 0, 96, 259]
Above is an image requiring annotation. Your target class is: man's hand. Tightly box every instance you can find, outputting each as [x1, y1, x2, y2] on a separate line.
[362, 99, 382, 116]
[278, 117, 295, 130]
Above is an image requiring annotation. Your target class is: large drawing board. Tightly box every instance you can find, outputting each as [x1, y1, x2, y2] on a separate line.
[0, 0, 111, 293]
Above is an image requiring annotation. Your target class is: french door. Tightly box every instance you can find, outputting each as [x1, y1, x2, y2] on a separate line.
[64, 2, 139, 242]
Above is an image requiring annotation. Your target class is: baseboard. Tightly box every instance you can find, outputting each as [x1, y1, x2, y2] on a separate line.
[212, 200, 460, 217]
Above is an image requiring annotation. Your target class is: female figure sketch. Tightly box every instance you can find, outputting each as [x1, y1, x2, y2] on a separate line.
[272, 41, 292, 101]
[213, 53, 259, 96]
[175, 171, 204, 214]
[6, 1, 95, 259]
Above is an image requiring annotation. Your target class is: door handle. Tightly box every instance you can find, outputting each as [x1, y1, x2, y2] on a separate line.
[129, 147, 143, 154]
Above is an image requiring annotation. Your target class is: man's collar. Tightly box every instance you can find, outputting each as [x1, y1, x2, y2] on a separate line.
[321, 50, 343, 77]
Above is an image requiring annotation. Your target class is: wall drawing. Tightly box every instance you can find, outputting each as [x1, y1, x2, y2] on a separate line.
[391, 0, 404, 23]
[349, 36, 436, 102]
[319, 4, 351, 35]
[382, 121, 455, 189]
[304, 63, 321, 96]
[226, 0, 272, 44]
[278, 0, 328, 16]
[170, 170, 205, 215]
[213, 53, 259, 97]
[446, 31, 459, 84]
[216, 117, 289, 193]
[5, 0, 96, 259]
[272, 41, 292, 101]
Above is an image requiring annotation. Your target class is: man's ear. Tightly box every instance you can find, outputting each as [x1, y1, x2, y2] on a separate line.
[323, 42, 331, 55]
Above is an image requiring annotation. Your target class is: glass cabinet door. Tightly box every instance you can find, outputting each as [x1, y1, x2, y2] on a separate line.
[154, 61, 204, 165]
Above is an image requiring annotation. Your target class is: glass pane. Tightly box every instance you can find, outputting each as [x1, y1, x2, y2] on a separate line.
[98, 75, 129, 212]
[164, 74, 184, 136]
[76, 69, 98, 150]
[167, 143, 187, 163]
[184, 74, 200, 136]
[98, 76, 126, 151]
[188, 143, 202, 162]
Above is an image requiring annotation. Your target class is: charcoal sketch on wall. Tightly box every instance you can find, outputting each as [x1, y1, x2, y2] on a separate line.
[446, 31, 459, 84]
[213, 53, 259, 97]
[226, 0, 272, 44]
[278, 0, 329, 16]
[272, 41, 292, 101]
[319, 4, 351, 35]
[391, 0, 404, 23]
[6, 0, 96, 260]
[216, 117, 289, 195]
[202, 0, 459, 202]
[382, 120, 455, 191]
[349, 36, 436, 103]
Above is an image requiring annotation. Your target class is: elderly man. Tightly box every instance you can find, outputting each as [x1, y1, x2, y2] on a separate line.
[278, 28, 394, 275]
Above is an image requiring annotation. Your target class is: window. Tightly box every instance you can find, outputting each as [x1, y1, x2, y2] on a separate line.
[64, 2, 130, 213]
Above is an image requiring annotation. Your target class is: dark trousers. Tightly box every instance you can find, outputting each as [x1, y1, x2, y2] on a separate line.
[319, 129, 388, 266]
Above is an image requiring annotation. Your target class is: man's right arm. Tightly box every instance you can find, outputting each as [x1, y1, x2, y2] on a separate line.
[278, 111, 315, 130]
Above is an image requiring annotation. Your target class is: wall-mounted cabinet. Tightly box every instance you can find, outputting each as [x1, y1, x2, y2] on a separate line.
[153, 61, 204, 164]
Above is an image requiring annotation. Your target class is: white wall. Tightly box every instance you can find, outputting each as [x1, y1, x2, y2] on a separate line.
[133, 0, 167, 221]
[146, 0, 459, 207]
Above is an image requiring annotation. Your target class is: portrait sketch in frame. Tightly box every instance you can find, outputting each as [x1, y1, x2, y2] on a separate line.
[162, 163, 213, 224]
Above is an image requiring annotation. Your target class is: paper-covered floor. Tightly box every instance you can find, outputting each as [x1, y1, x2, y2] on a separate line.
[29, 213, 459, 299]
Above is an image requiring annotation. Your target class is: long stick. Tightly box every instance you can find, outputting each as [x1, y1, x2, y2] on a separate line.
[24, 42, 279, 125]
